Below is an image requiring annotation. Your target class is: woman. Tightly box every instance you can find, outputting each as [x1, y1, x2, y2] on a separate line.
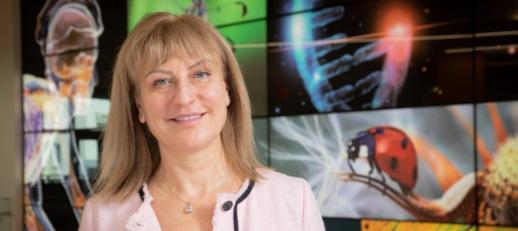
[79, 12, 325, 231]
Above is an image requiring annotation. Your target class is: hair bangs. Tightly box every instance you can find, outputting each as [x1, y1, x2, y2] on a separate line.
[127, 17, 225, 86]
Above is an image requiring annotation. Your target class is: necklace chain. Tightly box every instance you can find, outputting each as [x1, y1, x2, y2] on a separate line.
[157, 173, 230, 214]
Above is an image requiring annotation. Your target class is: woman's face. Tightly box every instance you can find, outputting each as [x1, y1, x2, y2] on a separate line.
[136, 55, 230, 153]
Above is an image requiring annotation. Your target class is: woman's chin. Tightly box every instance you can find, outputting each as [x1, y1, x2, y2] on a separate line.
[164, 136, 220, 154]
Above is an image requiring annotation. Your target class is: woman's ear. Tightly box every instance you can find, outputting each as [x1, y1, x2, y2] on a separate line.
[135, 98, 146, 123]
[225, 86, 231, 107]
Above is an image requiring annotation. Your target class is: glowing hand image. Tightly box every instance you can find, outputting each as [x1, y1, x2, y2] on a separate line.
[288, 2, 412, 111]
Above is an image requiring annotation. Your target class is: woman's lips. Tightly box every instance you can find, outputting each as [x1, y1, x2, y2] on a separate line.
[169, 113, 205, 125]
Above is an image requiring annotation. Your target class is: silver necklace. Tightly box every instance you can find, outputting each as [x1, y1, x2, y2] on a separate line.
[157, 174, 230, 214]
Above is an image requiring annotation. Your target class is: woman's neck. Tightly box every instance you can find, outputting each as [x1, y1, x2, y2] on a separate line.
[153, 138, 232, 197]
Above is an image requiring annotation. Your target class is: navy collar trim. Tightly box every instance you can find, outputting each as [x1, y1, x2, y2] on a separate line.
[233, 180, 255, 231]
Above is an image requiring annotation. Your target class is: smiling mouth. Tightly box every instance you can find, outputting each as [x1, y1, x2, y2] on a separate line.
[170, 113, 204, 122]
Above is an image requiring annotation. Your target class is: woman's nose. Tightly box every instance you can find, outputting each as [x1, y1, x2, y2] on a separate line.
[172, 80, 195, 105]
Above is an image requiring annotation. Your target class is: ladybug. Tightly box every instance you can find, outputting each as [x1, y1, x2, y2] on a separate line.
[346, 126, 418, 194]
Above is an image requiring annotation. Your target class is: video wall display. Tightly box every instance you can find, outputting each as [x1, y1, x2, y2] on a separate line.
[316, 101, 516, 229]
[475, 1, 518, 102]
[21, 0, 126, 230]
[475, 102, 518, 226]
[20, 0, 517, 230]
[268, 0, 477, 115]
[253, 118, 269, 166]
[270, 105, 478, 222]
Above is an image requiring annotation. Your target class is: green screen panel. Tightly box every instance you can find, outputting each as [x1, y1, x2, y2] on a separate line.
[128, 0, 266, 31]
[128, 0, 192, 31]
[206, 0, 266, 26]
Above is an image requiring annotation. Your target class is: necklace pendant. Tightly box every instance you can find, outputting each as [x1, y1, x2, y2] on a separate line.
[185, 203, 193, 214]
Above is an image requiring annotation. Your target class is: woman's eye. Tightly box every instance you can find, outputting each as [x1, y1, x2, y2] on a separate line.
[194, 71, 210, 79]
[153, 78, 170, 87]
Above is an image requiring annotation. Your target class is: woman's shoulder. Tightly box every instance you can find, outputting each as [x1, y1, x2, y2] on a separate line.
[79, 192, 143, 231]
[249, 168, 324, 230]
[257, 168, 308, 183]
[255, 168, 313, 196]
[84, 192, 142, 212]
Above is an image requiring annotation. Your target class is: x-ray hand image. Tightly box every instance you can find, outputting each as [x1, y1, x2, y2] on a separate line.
[289, 2, 411, 111]
[269, 0, 413, 114]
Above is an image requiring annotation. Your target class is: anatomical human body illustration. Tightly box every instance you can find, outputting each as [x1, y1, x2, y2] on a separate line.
[23, 0, 104, 230]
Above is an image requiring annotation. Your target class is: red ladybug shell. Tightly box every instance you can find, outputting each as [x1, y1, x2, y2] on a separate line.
[368, 126, 418, 190]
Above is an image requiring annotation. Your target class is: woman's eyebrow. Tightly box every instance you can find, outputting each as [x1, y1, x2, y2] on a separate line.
[145, 59, 211, 78]
[144, 69, 173, 78]
[188, 59, 210, 69]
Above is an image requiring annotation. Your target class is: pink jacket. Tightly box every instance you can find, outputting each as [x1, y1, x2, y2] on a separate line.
[79, 169, 325, 231]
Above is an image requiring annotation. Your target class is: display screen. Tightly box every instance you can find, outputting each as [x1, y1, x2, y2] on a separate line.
[270, 105, 477, 222]
[20, 0, 518, 230]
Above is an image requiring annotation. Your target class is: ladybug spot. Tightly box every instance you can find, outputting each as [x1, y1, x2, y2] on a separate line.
[401, 138, 408, 149]
[375, 127, 384, 135]
[390, 156, 398, 170]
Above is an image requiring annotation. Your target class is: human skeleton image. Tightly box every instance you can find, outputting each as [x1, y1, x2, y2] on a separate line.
[23, 0, 103, 230]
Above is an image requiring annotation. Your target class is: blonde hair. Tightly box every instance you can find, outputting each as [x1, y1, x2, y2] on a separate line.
[94, 12, 262, 201]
